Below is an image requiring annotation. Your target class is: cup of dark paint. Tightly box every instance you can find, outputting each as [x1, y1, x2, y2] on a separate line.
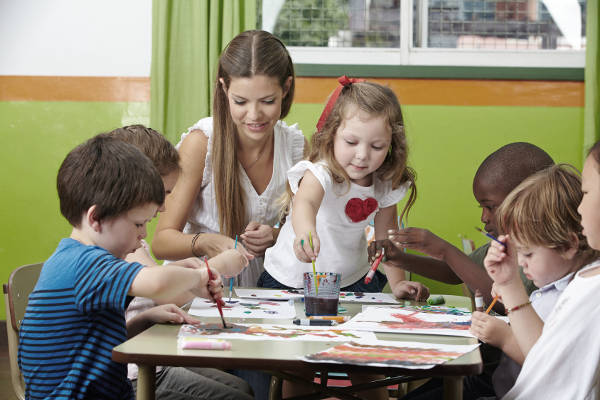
[303, 272, 341, 316]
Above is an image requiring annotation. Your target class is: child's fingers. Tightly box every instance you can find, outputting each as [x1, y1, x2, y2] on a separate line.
[415, 283, 430, 301]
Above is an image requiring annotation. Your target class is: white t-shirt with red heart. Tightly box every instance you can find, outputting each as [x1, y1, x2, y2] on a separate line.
[264, 160, 408, 288]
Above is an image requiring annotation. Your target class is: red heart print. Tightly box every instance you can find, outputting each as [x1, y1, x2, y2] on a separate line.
[345, 197, 379, 223]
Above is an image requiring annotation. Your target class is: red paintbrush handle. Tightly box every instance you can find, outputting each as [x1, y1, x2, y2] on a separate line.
[204, 258, 225, 307]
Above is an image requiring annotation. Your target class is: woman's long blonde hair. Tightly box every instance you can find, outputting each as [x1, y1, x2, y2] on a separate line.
[212, 30, 295, 238]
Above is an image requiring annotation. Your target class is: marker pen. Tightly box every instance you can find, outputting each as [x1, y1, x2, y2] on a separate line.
[293, 318, 337, 326]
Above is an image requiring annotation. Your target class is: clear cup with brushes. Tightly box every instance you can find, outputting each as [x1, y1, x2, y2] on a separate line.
[303, 272, 341, 316]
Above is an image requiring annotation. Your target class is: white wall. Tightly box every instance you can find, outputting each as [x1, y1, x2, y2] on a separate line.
[0, 0, 151, 77]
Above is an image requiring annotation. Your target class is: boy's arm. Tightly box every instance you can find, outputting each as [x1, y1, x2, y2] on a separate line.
[291, 170, 325, 261]
[485, 236, 543, 356]
[382, 228, 497, 306]
[374, 205, 429, 300]
[126, 304, 200, 338]
[129, 263, 220, 305]
[501, 328, 526, 365]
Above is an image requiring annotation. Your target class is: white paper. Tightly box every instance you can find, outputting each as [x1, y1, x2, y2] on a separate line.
[188, 297, 297, 319]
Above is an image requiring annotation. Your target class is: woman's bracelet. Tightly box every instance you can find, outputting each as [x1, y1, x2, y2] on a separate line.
[191, 233, 202, 258]
[506, 301, 532, 314]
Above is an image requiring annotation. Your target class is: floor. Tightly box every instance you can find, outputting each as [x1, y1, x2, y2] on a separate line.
[0, 339, 18, 400]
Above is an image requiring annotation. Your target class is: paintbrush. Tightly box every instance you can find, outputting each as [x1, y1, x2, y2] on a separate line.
[229, 235, 238, 302]
[308, 232, 318, 295]
[475, 227, 506, 247]
[204, 257, 228, 329]
[485, 295, 499, 314]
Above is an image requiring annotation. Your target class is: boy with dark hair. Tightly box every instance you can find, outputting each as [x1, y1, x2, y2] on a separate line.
[18, 134, 225, 400]
[369, 142, 555, 399]
[372, 142, 554, 308]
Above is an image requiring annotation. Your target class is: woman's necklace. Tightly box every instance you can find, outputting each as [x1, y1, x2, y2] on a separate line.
[241, 136, 271, 171]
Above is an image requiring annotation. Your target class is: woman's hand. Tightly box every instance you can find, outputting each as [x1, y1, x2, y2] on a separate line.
[240, 221, 275, 256]
[210, 249, 252, 277]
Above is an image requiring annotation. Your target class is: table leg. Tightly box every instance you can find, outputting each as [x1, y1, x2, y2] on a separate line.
[136, 364, 156, 400]
[443, 376, 463, 400]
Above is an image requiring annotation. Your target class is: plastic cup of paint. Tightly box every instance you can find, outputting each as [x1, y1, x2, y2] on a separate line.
[303, 272, 341, 316]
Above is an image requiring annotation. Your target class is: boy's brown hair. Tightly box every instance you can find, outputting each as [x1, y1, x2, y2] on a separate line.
[107, 125, 180, 176]
[57, 134, 165, 226]
[497, 164, 600, 265]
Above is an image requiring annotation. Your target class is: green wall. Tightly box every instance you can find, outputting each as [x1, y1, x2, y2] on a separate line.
[0, 99, 582, 319]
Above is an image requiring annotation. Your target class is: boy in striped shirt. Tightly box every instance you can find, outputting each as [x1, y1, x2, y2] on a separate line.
[18, 134, 225, 399]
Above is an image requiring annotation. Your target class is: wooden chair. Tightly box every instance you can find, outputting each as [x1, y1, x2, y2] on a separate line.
[3, 263, 43, 400]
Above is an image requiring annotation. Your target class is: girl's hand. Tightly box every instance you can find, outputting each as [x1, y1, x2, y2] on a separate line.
[388, 228, 449, 261]
[470, 311, 511, 347]
[484, 234, 519, 287]
[391, 281, 430, 301]
[142, 304, 201, 325]
[210, 249, 252, 277]
[240, 221, 275, 256]
[293, 232, 320, 263]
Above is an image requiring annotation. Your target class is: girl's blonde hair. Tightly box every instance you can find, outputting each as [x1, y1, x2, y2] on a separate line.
[212, 30, 294, 238]
[305, 81, 416, 222]
[497, 164, 600, 266]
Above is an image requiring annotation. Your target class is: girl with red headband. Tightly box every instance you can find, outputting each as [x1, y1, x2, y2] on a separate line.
[261, 76, 429, 300]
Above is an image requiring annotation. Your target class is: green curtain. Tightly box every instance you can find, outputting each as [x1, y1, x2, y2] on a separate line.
[584, 0, 599, 157]
[150, 0, 257, 143]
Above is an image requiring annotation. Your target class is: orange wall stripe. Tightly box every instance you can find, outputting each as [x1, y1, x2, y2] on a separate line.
[0, 76, 150, 102]
[295, 77, 584, 107]
[0, 75, 582, 107]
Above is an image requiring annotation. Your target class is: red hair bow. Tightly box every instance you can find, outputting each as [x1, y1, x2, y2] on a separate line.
[316, 75, 365, 133]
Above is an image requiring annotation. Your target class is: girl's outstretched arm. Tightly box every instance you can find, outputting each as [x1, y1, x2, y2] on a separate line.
[291, 170, 325, 262]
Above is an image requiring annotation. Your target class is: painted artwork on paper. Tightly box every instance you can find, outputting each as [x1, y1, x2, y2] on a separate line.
[178, 323, 377, 342]
[341, 307, 474, 337]
[233, 288, 400, 304]
[302, 340, 479, 369]
[234, 288, 303, 301]
[188, 297, 296, 319]
[338, 292, 399, 304]
[363, 304, 471, 316]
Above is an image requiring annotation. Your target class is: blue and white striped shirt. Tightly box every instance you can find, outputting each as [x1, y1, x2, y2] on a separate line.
[18, 238, 144, 399]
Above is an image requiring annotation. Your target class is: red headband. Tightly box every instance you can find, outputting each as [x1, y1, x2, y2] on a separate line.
[316, 75, 365, 133]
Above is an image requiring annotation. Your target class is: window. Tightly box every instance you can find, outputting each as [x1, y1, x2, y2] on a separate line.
[258, 0, 586, 68]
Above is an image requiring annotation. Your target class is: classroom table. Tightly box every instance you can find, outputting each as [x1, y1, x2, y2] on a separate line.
[113, 293, 482, 400]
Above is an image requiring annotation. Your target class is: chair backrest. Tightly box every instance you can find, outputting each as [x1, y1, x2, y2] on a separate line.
[3, 262, 43, 400]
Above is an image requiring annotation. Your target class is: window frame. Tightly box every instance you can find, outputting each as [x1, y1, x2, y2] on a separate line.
[277, 0, 585, 77]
